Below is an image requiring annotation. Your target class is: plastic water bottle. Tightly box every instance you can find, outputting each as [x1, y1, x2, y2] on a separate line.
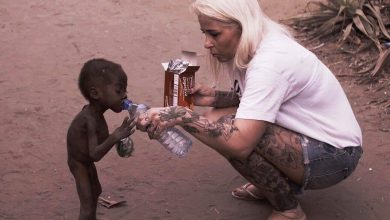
[121, 99, 192, 157]
[116, 136, 134, 158]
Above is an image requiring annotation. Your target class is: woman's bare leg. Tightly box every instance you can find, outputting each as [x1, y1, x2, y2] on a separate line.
[203, 108, 305, 211]
[256, 125, 305, 183]
[230, 124, 305, 211]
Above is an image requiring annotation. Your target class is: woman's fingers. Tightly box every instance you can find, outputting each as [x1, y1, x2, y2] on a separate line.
[189, 83, 203, 95]
[136, 112, 151, 131]
[135, 107, 169, 139]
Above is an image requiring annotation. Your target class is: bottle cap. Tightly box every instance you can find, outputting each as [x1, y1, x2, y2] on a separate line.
[121, 99, 133, 110]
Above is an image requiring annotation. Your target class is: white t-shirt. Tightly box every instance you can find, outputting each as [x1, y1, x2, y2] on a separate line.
[234, 32, 362, 149]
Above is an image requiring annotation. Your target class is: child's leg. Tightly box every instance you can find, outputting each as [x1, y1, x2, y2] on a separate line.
[69, 161, 97, 220]
[89, 163, 102, 207]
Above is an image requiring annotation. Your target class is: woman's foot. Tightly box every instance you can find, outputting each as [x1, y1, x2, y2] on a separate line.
[267, 204, 307, 220]
[231, 182, 265, 201]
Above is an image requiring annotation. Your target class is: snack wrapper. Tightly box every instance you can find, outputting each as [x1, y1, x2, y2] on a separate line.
[163, 51, 199, 109]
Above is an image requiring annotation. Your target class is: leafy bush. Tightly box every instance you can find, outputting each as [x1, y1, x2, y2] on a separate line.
[284, 0, 390, 77]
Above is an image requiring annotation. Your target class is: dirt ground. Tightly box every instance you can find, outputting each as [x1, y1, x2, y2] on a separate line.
[1, 0, 389, 219]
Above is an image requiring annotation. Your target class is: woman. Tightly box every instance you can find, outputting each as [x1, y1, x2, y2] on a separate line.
[137, 0, 363, 219]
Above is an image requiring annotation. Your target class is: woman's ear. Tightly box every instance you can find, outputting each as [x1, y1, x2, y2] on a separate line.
[89, 87, 99, 100]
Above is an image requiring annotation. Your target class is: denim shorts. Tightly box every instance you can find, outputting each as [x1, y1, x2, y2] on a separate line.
[297, 136, 363, 191]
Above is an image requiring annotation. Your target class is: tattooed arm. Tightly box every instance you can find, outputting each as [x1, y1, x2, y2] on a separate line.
[190, 84, 240, 107]
[138, 106, 268, 160]
[212, 90, 240, 108]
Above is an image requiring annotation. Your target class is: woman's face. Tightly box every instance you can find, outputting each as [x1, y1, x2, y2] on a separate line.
[198, 15, 241, 62]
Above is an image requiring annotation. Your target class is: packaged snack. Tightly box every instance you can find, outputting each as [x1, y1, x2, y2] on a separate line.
[162, 51, 199, 109]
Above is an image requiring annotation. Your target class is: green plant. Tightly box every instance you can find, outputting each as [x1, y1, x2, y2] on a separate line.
[283, 0, 390, 78]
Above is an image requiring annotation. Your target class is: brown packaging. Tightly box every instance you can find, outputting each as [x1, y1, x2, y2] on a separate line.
[163, 66, 199, 110]
[163, 51, 199, 110]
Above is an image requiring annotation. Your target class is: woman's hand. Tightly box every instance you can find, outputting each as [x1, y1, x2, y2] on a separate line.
[190, 84, 240, 108]
[136, 107, 185, 140]
[189, 84, 216, 106]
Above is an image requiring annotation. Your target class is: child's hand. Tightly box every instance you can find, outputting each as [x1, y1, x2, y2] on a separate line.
[113, 116, 136, 141]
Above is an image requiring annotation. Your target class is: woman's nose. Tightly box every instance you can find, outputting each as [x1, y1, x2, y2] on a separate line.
[204, 36, 213, 49]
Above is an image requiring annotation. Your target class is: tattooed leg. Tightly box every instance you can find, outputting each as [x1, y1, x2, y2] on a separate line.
[160, 106, 305, 207]
[229, 124, 305, 211]
[256, 125, 305, 183]
[229, 151, 298, 211]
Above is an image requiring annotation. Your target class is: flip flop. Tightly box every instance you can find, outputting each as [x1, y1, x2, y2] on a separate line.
[231, 182, 265, 201]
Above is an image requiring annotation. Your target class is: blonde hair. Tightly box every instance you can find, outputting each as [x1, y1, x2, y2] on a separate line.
[191, 0, 291, 76]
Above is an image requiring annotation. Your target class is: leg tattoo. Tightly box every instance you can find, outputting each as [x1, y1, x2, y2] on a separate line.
[229, 151, 298, 211]
[229, 125, 304, 211]
[257, 126, 304, 170]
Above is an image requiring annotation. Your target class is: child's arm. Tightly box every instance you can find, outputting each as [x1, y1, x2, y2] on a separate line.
[87, 117, 135, 161]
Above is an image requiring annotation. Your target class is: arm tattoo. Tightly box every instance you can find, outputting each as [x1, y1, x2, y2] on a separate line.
[212, 90, 240, 108]
[159, 106, 239, 141]
[182, 111, 238, 141]
[159, 106, 187, 122]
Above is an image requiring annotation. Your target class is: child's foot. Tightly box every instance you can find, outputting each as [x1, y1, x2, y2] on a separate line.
[267, 204, 307, 220]
[231, 182, 265, 201]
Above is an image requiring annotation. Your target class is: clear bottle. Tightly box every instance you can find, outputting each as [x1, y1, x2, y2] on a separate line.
[116, 136, 134, 158]
[122, 99, 192, 157]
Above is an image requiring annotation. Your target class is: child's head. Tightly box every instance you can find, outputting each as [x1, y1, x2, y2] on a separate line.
[79, 58, 128, 112]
